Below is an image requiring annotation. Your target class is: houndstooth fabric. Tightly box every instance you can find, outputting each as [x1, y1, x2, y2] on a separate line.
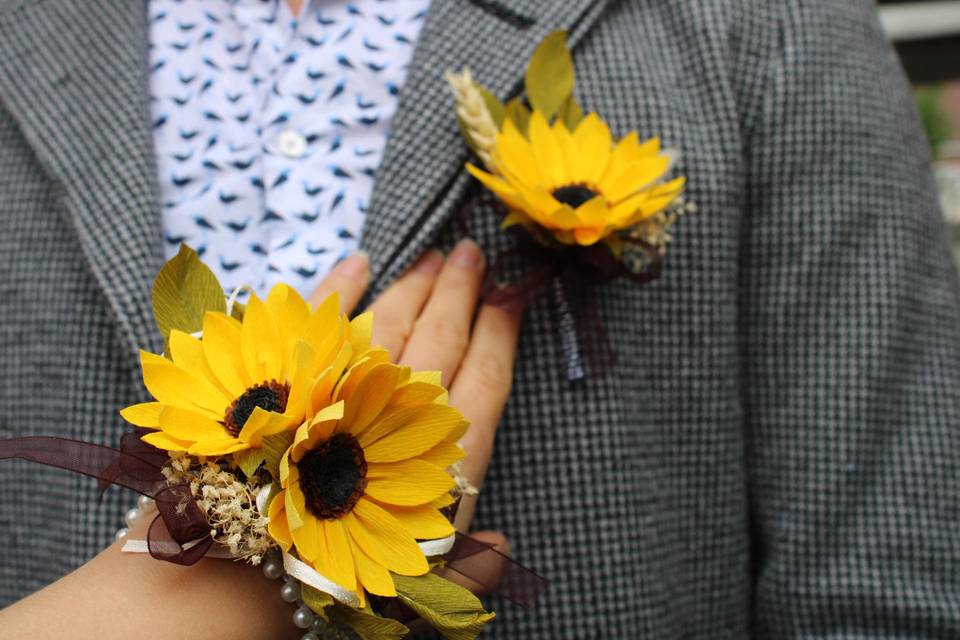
[1, 0, 959, 638]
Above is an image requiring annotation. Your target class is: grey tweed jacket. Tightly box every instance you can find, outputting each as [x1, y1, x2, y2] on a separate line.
[1, 0, 959, 637]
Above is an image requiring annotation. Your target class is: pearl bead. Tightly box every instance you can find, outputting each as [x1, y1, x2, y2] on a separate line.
[137, 496, 156, 513]
[124, 508, 142, 528]
[292, 606, 314, 629]
[115, 528, 129, 543]
[301, 634, 320, 640]
[262, 559, 284, 581]
[280, 581, 300, 603]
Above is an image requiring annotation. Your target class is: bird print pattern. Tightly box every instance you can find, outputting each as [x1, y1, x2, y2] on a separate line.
[149, 0, 430, 298]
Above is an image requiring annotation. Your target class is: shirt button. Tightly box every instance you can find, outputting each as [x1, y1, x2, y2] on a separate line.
[274, 128, 308, 159]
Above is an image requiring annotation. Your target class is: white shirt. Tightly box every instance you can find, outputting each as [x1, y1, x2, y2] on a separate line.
[148, 0, 430, 297]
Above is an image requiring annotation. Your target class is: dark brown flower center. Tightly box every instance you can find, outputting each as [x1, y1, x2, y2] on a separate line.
[297, 433, 368, 520]
[223, 380, 290, 437]
[552, 184, 599, 208]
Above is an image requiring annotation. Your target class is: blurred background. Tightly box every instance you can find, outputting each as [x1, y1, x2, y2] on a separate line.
[879, 0, 960, 261]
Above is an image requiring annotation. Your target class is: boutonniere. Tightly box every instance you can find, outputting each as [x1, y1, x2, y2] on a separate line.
[448, 31, 695, 380]
[0, 246, 544, 640]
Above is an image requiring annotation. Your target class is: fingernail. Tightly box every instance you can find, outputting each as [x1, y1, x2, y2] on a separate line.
[450, 239, 484, 269]
[414, 249, 444, 275]
[335, 251, 369, 279]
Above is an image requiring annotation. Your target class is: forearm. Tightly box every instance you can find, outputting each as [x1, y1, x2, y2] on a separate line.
[0, 520, 298, 640]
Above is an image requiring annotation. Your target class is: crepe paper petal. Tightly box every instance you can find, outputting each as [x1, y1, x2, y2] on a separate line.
[285, 471, 307, 531]
[341, 363, 401, 435]
[321, 518, 359, 594]
[347, 499, 429, 576]
[348, 312, 374, 363]
[349, 535, 397, 597]
[120, 402, 163, 428]
[387, 381, 446, 408]
[267, 489, 294, 551]
[418, 441, 466, 470]
[528, 111, 567, 188]
[140, 351, 229, 416]
[290, 504, 325, 563]
[359, 404, 463, 461]
[265, 284, 311, 366]
[291, 401, 345, 461]
[201, 311, 250, 396]
[158, 405, 228, 441]
[495, 119, 544, 189]
[373, 501, 456, 541]
[572, 113, 613, 185]
[240, 295, 283, 382]
[187, 438, 248, 456]
[167, 329, 232, 399]
[140, 430, 192, 451]
[365, 460, 456, 506]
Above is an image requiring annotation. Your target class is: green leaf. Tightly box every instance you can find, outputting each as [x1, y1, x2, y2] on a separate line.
[477, 85, 505, 128]
[504, 98, 531, 137]
[152, 244, 226, 342]
[557, 95, 584, 131]
[262, 431, 295, 483]
[333, 604, 410, 640]
[524, 30, 574, 121]
[229, 300, 246, 322]
[393, 573, 495, 640]
[301, 584, 335, 617]
[233, 448, 266, 479]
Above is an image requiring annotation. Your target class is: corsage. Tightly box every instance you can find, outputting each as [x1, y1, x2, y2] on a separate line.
[448, 31, 695, 380]
[0, 246, 545, 639]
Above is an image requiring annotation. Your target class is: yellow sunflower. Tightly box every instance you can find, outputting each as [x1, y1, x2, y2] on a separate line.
[267, 348, 466, 604]
[120, 285, 372, 458]
[466, 110, 686, 248]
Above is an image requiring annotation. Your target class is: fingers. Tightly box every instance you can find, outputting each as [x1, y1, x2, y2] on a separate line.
[367, 250, 444, 359]
[307, 252, 370, 314]
[399, 239, 486, 386]
[452, 301, 524, 483]
[439, 530, 512, 597]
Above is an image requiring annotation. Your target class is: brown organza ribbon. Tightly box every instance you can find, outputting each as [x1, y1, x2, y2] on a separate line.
[0, 434, 548, 605]
[483, 233, 663, 380]
[0, 433, 213, 564]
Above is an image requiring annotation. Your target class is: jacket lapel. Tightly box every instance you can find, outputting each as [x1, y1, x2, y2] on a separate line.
[362, 0, 611, 290]
[0, 0, 163, 361]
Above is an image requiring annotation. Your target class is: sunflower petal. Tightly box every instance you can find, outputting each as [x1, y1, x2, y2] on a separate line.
[267, 489, 293, 551]
[528, 111, 567, 188]
[140, 351, 229, 416]
[321, 519, 359, 593]
[349, 536, 396, 597]
[241, 295, 283, 382]
[201, 312, 250, 397]
[370, 501, 455, 541]
[159, 405, 229, 441]
[358, 404, 463, 461]
[346, 499, 428, 576]
[365, 460, 455, 506]
[141, 431, 192, 451]
[120, 402, 163, 428]
[572, 113, 612, 185]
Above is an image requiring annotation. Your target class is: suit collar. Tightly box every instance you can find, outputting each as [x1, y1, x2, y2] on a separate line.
[0, 0, 165, 361]
[362, 0, 611, 291]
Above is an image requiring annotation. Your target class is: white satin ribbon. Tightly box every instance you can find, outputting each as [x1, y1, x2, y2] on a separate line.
[122, 485, 459, 606]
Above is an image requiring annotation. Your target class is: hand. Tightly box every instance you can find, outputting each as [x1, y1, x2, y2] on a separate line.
[310, 239, 525, 592]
